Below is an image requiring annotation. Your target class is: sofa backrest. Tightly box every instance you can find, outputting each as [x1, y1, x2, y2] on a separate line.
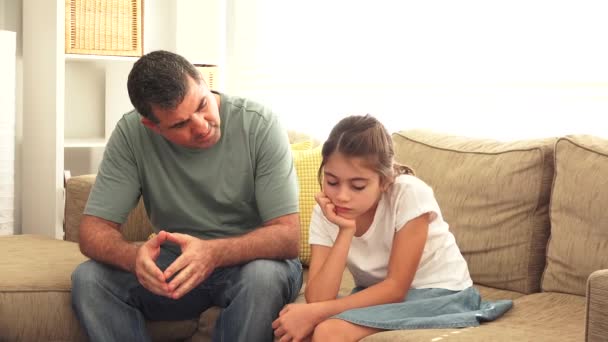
[542, 135, 608, 296]
[392, 130, 556, 294]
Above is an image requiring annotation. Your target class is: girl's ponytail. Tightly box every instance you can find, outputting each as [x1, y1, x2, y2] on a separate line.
[393, 163, 415, 176]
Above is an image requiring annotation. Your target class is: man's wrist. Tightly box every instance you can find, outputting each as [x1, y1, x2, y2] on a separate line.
[206, 238, 228, 267]
[126, 243, 141, 273]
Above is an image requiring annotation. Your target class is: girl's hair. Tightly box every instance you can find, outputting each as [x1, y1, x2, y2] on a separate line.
[317, 114, 415, 186]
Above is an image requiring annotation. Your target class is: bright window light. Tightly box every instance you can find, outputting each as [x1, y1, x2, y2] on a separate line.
[225, 0, 608, 140]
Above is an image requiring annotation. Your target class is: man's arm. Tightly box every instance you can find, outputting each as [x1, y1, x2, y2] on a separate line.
[161, 212, 300, 299]
[79, 214, 138, 272]
[213, 212, 300, 266]
[166, 212, 300, 269]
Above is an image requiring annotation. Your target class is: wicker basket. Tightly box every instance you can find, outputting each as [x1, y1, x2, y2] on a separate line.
[65, 0, 143, 57]
[195, 64, 219, 90]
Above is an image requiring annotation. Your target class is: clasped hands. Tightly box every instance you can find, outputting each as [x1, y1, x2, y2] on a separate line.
[134, 230, 217, 299]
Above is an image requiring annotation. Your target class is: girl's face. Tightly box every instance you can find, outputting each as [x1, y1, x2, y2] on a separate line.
[322, 152, 385, 222]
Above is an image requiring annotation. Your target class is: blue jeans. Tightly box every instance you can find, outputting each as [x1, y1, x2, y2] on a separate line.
[71, 247, 303, 342]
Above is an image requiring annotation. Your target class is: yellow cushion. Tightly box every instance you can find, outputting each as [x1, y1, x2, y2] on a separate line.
[291, 142, 323, 265]
[290, 140, 313, 150]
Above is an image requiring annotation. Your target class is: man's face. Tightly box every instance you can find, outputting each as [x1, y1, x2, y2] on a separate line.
[142, 76, 221, 149]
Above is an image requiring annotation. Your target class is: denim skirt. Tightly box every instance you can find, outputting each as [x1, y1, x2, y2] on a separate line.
[333, 286, 513, 330]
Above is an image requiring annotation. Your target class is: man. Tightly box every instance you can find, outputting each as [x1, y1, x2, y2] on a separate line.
[71, 50, 302, 342]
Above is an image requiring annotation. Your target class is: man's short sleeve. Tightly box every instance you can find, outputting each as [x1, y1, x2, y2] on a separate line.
[252, 113, 299, 222]
[84, 123, 141, 224]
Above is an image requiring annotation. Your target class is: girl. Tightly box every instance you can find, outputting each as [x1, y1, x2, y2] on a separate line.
[272, 115, 512, 341]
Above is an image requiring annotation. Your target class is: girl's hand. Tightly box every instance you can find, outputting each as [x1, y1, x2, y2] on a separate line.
[315, 192, 356, 231]
[272, 303, 327, 341]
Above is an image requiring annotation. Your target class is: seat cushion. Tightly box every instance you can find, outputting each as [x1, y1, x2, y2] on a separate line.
[0, 234, 197, 341]
[542, 135, 608, 295]
[392, 130, 556, 294]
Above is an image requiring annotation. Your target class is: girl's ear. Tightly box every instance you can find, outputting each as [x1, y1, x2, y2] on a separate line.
[380, 176, 394, 192]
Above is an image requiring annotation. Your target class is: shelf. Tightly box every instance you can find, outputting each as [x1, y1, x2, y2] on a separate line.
[64, 138, 106, 148]
[65, 54, 139, 62]
[22, 0, 225, 238]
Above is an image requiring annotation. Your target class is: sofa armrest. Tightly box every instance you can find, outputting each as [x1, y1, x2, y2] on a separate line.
[64, 174, 154, 243]
[586, 269, 608, 342]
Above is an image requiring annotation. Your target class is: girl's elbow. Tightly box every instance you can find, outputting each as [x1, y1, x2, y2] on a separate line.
[304, 290, 318, 303]
[385, 281, 409, 303]
[304, 289, 329, 303]
[389, 291, 407, 303]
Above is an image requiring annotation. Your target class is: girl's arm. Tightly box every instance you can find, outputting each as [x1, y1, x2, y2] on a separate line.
[305, 227, 355, 302]
[312, 213, 429, 318]
[305, 192, 358, 302]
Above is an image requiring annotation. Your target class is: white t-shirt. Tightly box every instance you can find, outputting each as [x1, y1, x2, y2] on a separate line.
[309, 175, 472, 290]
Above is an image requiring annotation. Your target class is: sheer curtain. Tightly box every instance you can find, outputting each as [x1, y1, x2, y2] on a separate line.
[225, 0, 608, 141]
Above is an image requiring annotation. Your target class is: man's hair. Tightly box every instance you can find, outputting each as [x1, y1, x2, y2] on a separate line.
[127, 50, 202, 123]
[318, 114, 414, 186]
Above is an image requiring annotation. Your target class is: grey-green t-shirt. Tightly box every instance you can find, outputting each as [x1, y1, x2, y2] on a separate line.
[84, 92, 299, 239]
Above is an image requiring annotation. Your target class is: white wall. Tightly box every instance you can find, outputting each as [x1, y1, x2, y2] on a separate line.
[0, 0, 22, 234]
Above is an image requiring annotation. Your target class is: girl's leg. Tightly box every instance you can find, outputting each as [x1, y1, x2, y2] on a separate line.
[312, 318, 383, 342]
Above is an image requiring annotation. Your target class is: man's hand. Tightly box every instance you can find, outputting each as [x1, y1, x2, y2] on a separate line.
[315, 192, 356, 231]
[134, 230, 171, 297]
[162, 232, 220, 300]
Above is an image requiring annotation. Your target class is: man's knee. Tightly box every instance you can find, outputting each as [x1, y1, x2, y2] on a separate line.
[237, 259, 301, 302]
[72, 260, 101, 291]
[71, 260, 128, 302]
[242, 259, 296, 285]
[71, 260, 106, 312]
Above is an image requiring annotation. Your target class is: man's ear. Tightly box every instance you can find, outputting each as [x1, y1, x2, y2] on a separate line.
[141, 117, 161, 133]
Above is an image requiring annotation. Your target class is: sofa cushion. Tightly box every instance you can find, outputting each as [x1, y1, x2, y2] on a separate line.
[0, 234, 197, 341]
[542, 135, 608, 296]
[291, 142, 323, 265]
[392, 130, 555, 294]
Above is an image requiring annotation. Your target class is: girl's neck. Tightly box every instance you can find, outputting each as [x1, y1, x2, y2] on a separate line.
[354, 201, 379, 237]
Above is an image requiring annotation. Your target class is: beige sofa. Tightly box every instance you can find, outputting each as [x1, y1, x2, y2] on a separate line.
[1, 130, 607, 341]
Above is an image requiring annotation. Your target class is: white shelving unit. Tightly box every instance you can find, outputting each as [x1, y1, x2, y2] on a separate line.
[22, 0, 225, 238]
